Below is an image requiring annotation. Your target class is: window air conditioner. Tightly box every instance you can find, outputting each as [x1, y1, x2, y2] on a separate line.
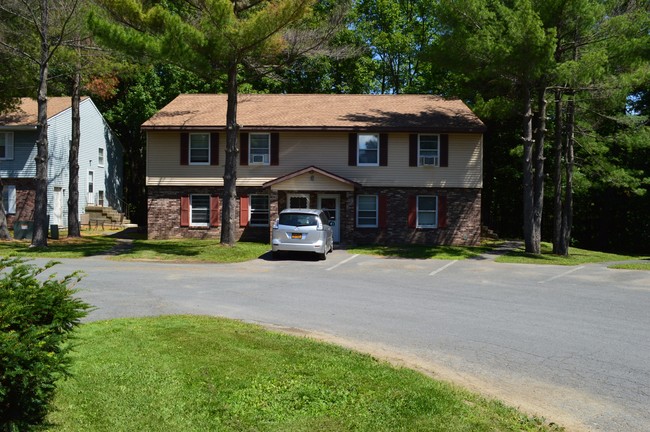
[252, 154, 267, 163]
[420, 156, 437, 166]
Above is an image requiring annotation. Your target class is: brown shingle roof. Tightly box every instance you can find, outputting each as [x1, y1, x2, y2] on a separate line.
[142, 94, 485, 133]
[0, 97, 88, 127]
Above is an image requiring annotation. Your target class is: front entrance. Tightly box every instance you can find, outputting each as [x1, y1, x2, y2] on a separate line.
[318, 194, 340, 243]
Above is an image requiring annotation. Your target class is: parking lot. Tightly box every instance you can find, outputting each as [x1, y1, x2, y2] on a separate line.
[41, 251, 650, 432]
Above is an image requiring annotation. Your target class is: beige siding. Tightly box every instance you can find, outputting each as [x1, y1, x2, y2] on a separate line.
[147, 131, 482, 188]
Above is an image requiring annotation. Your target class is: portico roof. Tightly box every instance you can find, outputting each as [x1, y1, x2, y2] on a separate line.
[263, 166, 360, 191]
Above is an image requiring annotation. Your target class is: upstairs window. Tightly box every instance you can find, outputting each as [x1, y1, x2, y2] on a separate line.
[418, 135, 439, 166]
[249, 133, 270, 165]
[189, 133, 210, 164]
[357, 134, 379, 166]
[0, 132, 14, 160]
[98, 148, 105, 166]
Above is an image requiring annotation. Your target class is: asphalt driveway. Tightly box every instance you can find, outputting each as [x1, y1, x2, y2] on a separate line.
[37, 250, 650, 432]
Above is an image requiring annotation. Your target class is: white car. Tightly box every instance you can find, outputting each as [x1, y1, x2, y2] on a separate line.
[271, 209, 334, 260]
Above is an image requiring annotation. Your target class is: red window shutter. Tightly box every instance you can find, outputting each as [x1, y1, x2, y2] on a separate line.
[240, 132, 249, 166]
[210, 132, 219, 165]
[407, 195, 417, 228]
[409, 134, 418, 167]
[348, 133, 357, 166]
[180, 196, 190, 227]
[239, 195, 249, 227]
[438, 195, 447, 228]
[210, 196, 220, 227]
[440, 134, 449, 167]
[180, 133, 189, 165]
[271, 132, 279, 166]
[378, 195, 388, 228]
[379, 133, 388, 166]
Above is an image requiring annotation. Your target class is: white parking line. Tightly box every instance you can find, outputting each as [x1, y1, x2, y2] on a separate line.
[539, 266, 585, 284]
[326, 254, 359, 271]
[429, 260, 458, 276]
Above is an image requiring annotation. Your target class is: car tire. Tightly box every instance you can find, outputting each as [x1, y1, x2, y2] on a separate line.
[318, 251, 327, 261]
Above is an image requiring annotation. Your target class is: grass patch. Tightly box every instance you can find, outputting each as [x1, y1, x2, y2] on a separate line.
[48, 316, 562, 432]
[608, 262, 650, 271]
[346, 243, 496, 260]
[496, 242, 646, 265]
[115, 239, 269, 263]
[0, 235, 117, 258]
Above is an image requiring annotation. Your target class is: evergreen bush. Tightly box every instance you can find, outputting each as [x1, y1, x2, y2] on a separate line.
[0, 257, 90, 431]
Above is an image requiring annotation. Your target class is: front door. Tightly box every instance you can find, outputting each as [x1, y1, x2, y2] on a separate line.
[53, 187, 63, 226]
[87, 170, 95, 205]
[318, 194, 340, 243]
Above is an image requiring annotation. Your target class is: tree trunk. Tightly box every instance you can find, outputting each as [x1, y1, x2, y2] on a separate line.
[522, 85, 538, 254]
[220, 60, 240, 246]
[552, 89, 564, 254]
[560, 92, 576, 255]
[31, 0, 50, 248]
[68, 66, 81, 237]
[532, 86, 546, 253]
[0, 177, 10, 240]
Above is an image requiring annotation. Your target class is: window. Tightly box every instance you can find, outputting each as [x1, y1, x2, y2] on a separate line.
[357, 195, 378, 227]
[357, 134, 379, 166]
[2, 185, 16, 214]
[190, 194, 210, 226]
[249, 195, 269, 226]
[419, 135, 439, 166]
[0, 132, 14, 160]
[189, 133, 210, 164]
[417, 196, 438, 228]
[288, 194, 309, 209]
[98, 148, 105, 166]
[249, 133, 270, 165]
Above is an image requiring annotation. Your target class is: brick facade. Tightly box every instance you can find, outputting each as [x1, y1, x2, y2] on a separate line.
[3, 178, 36, 228]
[148, 186, 481, 246]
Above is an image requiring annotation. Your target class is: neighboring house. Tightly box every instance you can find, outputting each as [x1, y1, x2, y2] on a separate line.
[143, 94, 485, 245]
[0, 97, 124, 229]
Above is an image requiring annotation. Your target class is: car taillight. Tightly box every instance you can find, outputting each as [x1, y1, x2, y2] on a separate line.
[316, 220, 323, 231]
[273, 219, 279, 229]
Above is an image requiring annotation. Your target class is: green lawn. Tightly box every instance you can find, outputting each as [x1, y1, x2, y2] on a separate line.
[608, 262, 650, 270]
[495, 242, 647, 266]
[346, 243, 496, 260]
[115, 239, 270, 263]
[0, 235, 117, 258]
[47, 316, 562, 432]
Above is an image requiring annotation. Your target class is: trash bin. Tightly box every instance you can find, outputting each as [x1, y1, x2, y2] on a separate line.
[14, 221, 33, 240]
[50, 224, 59, 240]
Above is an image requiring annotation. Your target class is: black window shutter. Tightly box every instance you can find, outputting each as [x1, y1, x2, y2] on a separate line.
[379, 133, 388, 166]
[348, 133, 357, 166]
[409, 134, 418, 167]
[210, 132, 219, 165]
[440, 134, 449, 167]
[271, 132, 279, 166]
[180, 133, 189, 165]
[240, 132, 249, 166]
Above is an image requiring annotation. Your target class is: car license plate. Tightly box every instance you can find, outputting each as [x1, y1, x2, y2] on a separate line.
[291, 233, 302, 239]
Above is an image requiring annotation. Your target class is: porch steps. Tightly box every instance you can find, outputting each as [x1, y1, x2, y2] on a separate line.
[481, 225, 499, 240]
[85, 205, 133, 228]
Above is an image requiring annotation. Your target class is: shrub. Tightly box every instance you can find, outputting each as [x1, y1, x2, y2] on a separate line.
[0, 257, 91, 431]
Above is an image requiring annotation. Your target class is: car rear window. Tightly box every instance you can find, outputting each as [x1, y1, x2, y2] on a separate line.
[279, 213, 319, 227]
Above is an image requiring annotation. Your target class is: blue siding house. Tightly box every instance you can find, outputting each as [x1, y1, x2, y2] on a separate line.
[0, 97, 124, 228]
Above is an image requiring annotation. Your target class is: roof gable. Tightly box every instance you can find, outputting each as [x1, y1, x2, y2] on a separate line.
[142, 94, 486, 133]
[0, 96, 89, 127]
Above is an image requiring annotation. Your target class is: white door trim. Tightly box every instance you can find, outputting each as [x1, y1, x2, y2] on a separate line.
[318, 194, 340, 243]
[87, 170, 95, 205]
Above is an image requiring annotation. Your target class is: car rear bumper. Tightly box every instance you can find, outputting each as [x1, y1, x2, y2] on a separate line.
[272, 238, 327, 254]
